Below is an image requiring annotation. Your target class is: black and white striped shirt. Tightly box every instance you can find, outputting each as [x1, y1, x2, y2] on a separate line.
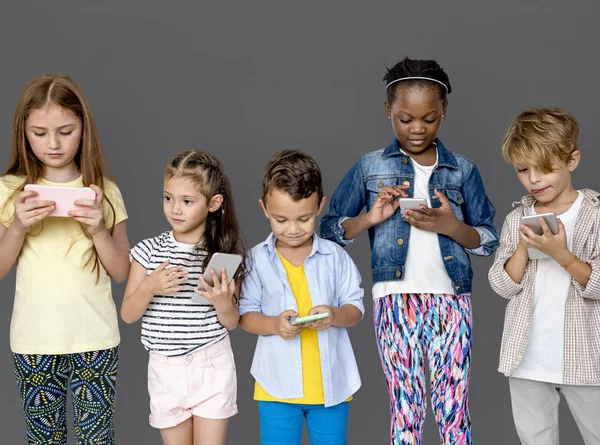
[130, 231, 227, 356]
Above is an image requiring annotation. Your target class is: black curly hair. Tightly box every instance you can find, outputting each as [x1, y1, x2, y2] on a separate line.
[384, 57, 452, 104]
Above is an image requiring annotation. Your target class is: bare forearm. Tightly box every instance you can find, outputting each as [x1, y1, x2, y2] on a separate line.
[0, 226, 26, 281]
[93, 229, 130, 283]
[214, 303, 240, 330]
[240, 312, 277, 335]
[341, 214, 375, 240]
[446, 222, 481, 249]
[331, 304, 362, 327]
[504, 245, 529, 284]
[121, 282, 154, 324]
[554, 251, 592, 287]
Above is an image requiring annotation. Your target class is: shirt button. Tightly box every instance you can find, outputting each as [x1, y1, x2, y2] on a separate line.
[377, 181, 384, 188]
[403, 181, 410, 186]
[296, 361, 301, 366]
[397, 238, 404, 246]
[402, 158, 408, 164]
[186, 355, 193, 362]
[396, 270, 402, 278]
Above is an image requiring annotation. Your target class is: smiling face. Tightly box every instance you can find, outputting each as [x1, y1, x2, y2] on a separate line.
[259, 188, 325, 251]
[385, 86, 447, 165]
[25, 103, 83, 180]
[514, 151, 580, 209]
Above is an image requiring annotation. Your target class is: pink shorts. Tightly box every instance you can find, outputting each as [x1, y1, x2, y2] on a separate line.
[147, 335, 238, 429]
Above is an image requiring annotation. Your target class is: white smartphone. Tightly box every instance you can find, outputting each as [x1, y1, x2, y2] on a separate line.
[192, 253, 243, 304]
[400, 198, 427, 213]
[290, 312, 330, 326]
[520, 212, 559, 260]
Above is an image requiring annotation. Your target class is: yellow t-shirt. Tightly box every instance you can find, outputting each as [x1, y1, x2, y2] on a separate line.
[254, 251, 325, 404]
[0, 174, 128, 354]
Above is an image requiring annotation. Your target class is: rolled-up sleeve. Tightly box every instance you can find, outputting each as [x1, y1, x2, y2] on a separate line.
[239, 251, 263, 315]
[488, 213, 526, 300]
[320, 160, 366, 247]
[335, 248, 365, 316]
[461, 162, 500, 256]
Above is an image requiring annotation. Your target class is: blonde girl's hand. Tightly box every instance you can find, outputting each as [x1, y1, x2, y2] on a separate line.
[12, 190, 55, 234]
[144, 260, 189, 295]
[69, 184, 106, 235]
[366, 185, 409, 225]
[195, 268, 236, 310]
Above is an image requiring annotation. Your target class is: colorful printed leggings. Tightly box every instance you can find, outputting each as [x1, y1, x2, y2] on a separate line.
[374, 293, 472, 445]
[13, 347, 119, 445]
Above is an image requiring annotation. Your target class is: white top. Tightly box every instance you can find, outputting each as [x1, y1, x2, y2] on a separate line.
[130, 231, 228, 356]
[512, 191, 584, 383]
[372, 149, 455, 299]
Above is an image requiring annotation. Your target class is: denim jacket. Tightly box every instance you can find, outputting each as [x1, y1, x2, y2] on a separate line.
[320, 138, 500, 294]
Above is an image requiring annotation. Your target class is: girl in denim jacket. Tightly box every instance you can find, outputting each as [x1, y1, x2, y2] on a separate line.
[320, 57, 500, 445]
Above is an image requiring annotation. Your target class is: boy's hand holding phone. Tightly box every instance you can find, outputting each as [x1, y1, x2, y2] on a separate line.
[520, 217, 570, 262]
[303, 306, 334, 331]
[273, 310, 302, 340]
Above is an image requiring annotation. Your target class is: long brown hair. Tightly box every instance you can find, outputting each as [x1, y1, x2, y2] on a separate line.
[165, 151, 246, 302]
[2, 73, 116, 280]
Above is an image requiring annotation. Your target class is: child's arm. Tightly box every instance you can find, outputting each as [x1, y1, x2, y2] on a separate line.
[305, 248, 365, 330]
[238, 253, 301, 339]
[320, 160, 409, 244]
[0, 190, 54, 280]
[520, 218, 593, 287]
[488, 213, 528, 299]
[196, 268, 240, 330]
[70, 185, 130, 283]
[403, 163, 499, 254]
[121, 260, 188, 324]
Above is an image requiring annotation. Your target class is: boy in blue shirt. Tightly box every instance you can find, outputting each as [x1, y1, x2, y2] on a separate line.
[240, 150, 364, 445]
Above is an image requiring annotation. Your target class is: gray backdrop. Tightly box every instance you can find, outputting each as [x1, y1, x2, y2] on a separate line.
[0, 0, 597, 443]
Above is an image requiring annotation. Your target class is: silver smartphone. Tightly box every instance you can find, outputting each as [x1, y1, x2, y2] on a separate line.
[520, 212, 559, 260]
[399, 198, 427, 213]
[192, 252, 242, 303]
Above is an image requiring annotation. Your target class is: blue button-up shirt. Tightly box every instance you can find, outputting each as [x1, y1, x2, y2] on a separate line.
[239, 233, 364, 407]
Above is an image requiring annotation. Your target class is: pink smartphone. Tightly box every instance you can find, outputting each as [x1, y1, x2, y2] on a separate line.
[24, 184, 96, 217]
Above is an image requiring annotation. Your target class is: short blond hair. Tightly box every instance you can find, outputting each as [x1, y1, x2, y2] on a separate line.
[502, 108, 579, 173]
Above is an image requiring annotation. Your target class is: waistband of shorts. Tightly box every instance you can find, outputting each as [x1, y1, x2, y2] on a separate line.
[149, 334, 231, 365]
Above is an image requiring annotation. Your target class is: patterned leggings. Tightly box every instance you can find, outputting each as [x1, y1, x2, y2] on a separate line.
[374, 293, 472, 445]
[13, 347, 119, 445]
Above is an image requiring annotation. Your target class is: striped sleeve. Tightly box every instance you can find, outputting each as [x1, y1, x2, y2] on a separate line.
[130, 238, 153, 269]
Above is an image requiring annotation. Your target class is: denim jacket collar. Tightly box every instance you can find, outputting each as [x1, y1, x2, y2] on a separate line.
[262, 232, 333, 257]
[382, 138, 459, 170]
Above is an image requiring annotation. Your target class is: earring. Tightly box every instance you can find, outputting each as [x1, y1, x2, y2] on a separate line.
[442, 114, 445, 118]
[388, 115, 391, 119]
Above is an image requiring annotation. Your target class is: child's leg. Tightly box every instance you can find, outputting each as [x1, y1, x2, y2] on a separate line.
[560, 385, 600, 445]
[160, 418, 193, 445]
[305, 402, 349, 445]
[258, 401, 304, 445]
[425, 294, 472, 445]
[13, 353, 70, 445]
[508, 378, 559, 445]
[192, 417, 229, 445]
[374, 293, 427, 445]
[68, 346, 119, 444]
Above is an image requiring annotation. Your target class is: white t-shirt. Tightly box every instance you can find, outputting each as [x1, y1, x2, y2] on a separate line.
[130, 231, 228, 356]
[372, 150, 455, 299]
[512, 191, 584, 383]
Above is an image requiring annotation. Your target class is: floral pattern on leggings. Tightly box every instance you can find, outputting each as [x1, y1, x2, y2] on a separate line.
[374, 293, 472, 445]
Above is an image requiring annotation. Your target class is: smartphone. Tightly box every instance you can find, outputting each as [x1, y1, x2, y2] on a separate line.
[521, 212, 559, 260]
[192, 253, 243, 303]
[290, 312, 330, 326]
[24, 184, 96, 217]
[400, 198, 427, 213]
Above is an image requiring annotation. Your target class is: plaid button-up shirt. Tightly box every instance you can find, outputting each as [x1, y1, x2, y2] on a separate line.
[488, 189, 600, 385]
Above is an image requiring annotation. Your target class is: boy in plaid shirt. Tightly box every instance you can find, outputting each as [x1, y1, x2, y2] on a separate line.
[489, 108, 600, 445]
